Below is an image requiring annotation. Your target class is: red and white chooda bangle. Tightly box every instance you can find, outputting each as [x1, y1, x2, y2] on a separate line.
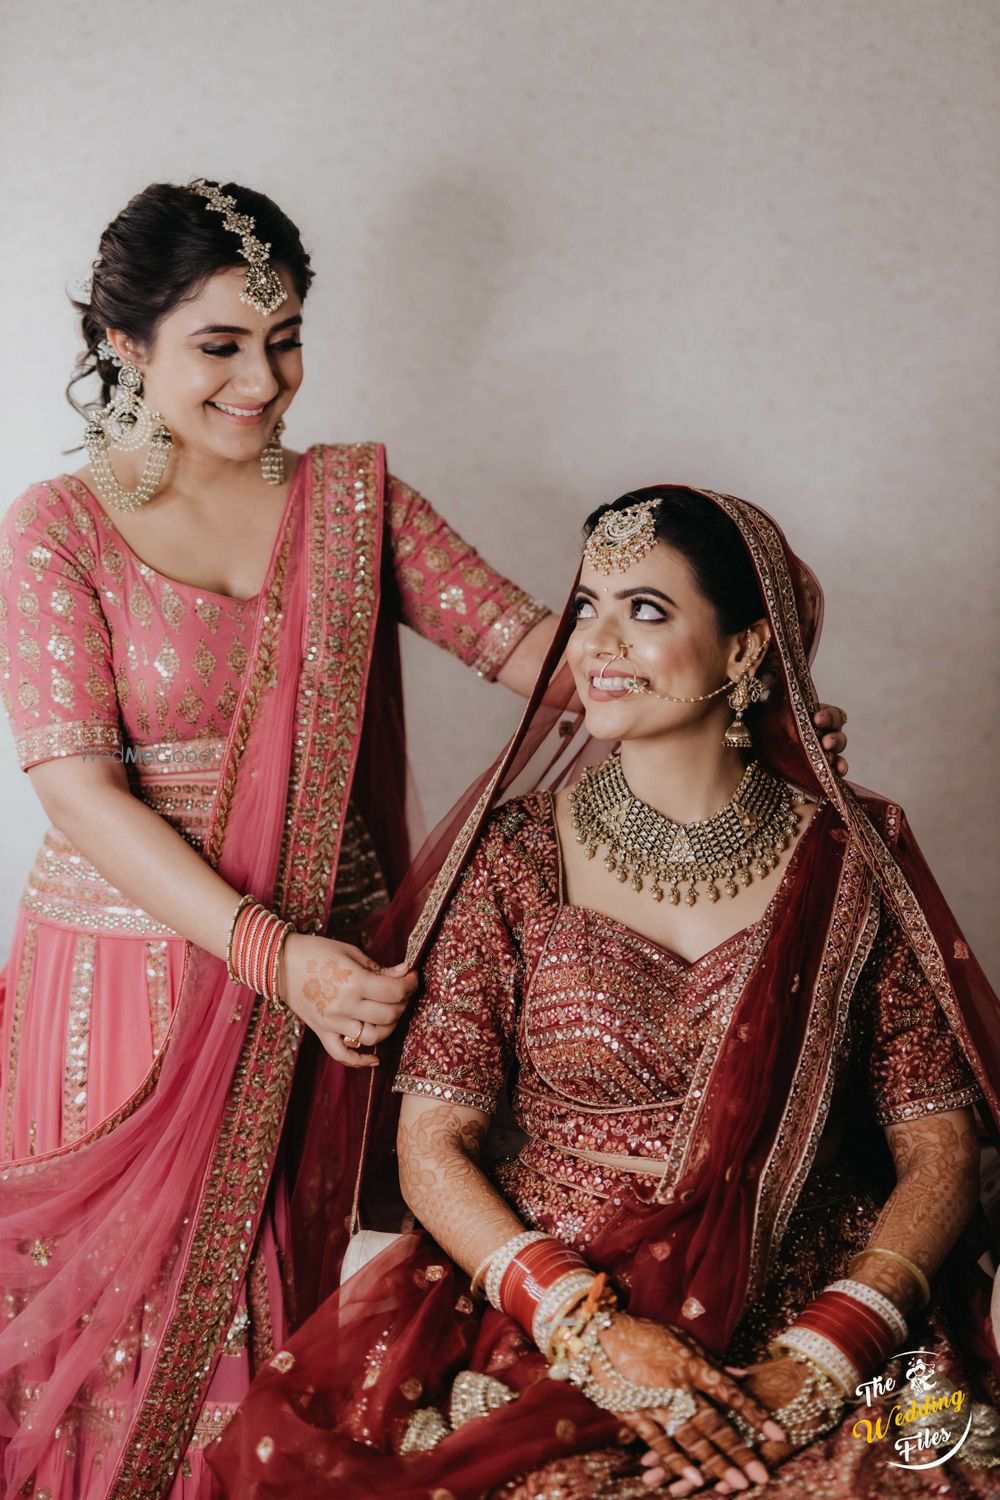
[226, 894, 294, 1005]
[772, 1276, 909, 1397]
[481, 1230, 613, 1354]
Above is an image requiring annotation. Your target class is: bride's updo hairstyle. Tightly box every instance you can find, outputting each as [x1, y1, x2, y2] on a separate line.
[583, 486, 765, 637]
[67, 180, 314, 416]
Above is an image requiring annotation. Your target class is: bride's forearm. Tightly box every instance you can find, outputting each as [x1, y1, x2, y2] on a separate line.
[851, 1109, 979, 1312]
[396, 1097, 524, 1278]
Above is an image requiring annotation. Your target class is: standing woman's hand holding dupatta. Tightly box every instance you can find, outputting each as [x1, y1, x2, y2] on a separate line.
[280, 934, 417, 1066]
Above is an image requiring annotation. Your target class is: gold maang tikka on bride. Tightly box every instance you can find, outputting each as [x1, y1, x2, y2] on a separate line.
[569, 756, 802, 906]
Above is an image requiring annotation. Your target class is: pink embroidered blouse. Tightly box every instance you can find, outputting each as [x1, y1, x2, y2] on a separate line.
[0, 462, 547, 942]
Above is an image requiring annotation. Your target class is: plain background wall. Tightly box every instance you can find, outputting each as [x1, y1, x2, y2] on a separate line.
[1, 0, 998, 978]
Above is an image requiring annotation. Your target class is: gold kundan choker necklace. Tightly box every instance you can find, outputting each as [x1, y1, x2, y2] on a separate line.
[568, 756, 803, 905]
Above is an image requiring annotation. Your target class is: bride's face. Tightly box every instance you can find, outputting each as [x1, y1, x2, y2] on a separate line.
[109, 265, 304, 466]
[568, 538, 761, 743]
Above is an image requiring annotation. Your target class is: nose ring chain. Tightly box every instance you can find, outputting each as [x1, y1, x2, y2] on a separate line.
[593, 636, 766, 704]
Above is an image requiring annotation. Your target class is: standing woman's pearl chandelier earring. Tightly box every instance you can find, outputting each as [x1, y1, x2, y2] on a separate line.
[260, 417, 286, 485]
[84, 356, 173, 513]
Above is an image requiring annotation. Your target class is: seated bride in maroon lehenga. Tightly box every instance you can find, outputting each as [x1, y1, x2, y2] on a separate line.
[213, 487, 1000, 1498]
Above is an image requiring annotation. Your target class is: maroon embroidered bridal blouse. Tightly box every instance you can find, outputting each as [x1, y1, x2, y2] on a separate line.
[395, 793, 980, 1254]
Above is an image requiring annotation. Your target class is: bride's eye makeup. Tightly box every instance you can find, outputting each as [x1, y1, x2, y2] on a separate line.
[630, 596, 668, 621]
[573, 595, 597, 619]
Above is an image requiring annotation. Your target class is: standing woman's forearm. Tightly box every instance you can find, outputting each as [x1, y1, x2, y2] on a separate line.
[29, 758, 252, 958]
[26, 757, 417, 1058]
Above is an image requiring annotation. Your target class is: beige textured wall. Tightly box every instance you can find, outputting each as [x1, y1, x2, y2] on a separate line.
[1, 0, 998, 979]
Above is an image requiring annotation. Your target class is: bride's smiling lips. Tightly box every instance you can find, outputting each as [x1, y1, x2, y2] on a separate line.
[586, 669, 649, 701]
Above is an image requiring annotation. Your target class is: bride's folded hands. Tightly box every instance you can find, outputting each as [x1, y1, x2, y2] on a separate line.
[638, 1352, 803, 1494]
[589, 1313, 782, 1495]
[279, 933, 416, 1066]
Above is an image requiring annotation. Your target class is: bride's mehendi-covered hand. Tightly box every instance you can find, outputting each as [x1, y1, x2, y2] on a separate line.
[638, 1352, 804, 1494]
[589, 1315, 782, 1494]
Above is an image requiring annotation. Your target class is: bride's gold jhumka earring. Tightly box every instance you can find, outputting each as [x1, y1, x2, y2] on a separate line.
[260, 417, 286, 485]
[84, 361, 173, 513]
[724, 667, 767, 750]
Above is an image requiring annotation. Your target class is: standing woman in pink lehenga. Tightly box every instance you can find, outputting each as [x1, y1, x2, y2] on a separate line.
[0, 179, 848, 1498]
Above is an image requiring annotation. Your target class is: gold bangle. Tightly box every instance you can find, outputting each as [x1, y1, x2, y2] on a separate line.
[225, 893, 257, 982]
[270, 921, 294, 1005]
[470, 1252, 494, 1299]
[849, 1248, 931, 1310]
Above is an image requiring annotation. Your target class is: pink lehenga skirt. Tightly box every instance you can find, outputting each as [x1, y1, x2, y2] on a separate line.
[0, 740, 288, 1498]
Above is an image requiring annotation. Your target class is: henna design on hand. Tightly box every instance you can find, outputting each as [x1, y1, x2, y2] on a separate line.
[302, 956, 355, 1019]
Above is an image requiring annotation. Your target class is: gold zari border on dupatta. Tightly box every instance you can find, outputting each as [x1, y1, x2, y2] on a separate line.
[747, 847, 879, 1299]
[109, 446, 383, 1497]
[707, 493, 990, 1112]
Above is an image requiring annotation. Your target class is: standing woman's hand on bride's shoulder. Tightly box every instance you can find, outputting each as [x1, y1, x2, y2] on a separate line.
[279, 934, 417, 1066]
[812, 703, 849, 776]
[588, 1314, 784, 1495]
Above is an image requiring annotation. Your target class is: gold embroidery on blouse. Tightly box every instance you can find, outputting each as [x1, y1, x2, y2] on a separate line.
[47, 628, 73, 663]
[17, 633, 40, 669]
[27, 543, 52, 576]
[50, 585, 75, 621]
[160, 585, 186, 631]
[175, 684, 204, 726]
[195, 598, 221, 633]
[154, 642, 180, 684]
[226, 642, 249, 675]
[17, 582, 40, 621]
[192, 641, 217, 686]
[469, 596, 549, 681]
[129, 586, 154, 627]
[17, 674, 40, 712]
[13, 496, 38, 533]
[51, 668, 75, 710]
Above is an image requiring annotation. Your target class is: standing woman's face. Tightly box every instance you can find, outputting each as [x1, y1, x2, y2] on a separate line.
[109, 265, 304, 467]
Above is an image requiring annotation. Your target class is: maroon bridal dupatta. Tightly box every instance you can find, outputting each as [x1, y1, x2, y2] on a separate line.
[0, 445, 418, 1496]
[211, 488, 1000, 1499]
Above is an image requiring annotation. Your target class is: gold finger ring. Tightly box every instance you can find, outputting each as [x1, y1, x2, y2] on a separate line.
[841, 712, 848, 727]
[343, 1022, 364, 1049]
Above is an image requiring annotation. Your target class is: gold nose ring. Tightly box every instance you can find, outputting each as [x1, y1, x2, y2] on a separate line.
[595, 642, 631, 691]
